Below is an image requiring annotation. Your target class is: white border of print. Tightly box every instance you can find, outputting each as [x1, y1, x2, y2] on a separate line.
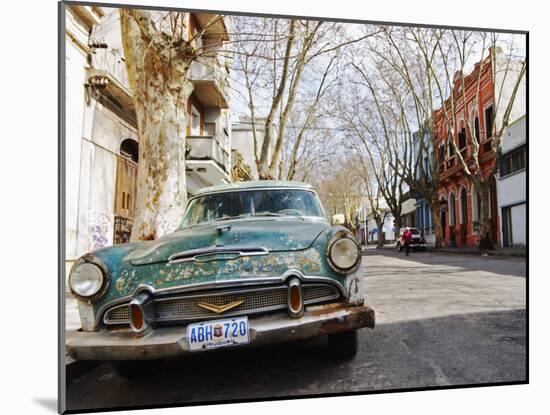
[1, 0, 544, 415]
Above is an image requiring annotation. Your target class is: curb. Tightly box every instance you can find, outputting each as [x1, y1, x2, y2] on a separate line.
[427, 248, 526, 258]
[361, 246, 526, 258]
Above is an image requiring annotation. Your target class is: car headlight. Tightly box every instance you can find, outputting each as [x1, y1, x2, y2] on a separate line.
[328, 236, 360, 273]
[69, 261, 106, 299]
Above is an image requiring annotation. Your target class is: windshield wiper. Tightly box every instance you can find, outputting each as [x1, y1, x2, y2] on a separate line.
[253, 212, 283, 217]
[212, 214, 248, 222]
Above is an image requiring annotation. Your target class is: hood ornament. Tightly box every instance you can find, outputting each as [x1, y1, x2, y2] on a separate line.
[197, 300, 244, 314]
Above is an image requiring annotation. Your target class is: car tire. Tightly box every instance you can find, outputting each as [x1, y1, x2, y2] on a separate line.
[111, 360, 161, 380]
[328, 330, 358, 359]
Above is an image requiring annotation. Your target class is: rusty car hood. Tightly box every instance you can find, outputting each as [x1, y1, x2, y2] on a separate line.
[86, 221, 356, 315]
[124, 217, 330, 266]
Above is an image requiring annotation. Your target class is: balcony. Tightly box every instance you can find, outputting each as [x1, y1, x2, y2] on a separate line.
[479, 139, 496, 163]
[186, 135, 231, 185]
[440, 155, 463, 183]
[194, 13, 230, 43]
[189, 59, 229, 109]
[85, 68, 135, 123]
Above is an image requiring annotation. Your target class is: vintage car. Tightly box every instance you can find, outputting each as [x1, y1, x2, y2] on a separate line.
[396, 227, 427, 251]
[66, 181, 375, 378]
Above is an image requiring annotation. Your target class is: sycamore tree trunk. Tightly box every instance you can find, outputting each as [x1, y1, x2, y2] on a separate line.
[121, 10, 194, 241]
[428, 196, 444, 248]
[375, 217, 384, 248]
[477, 181, 492, 249]
[392, 211, 402, 236]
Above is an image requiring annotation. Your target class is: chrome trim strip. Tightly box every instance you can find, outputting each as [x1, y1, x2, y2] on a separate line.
[96, 270, 346, 326]
[168, 245, 269, 264]
[105, 285, 291, 325]
[101, 281, 341, 326]
[103, 303, 130, 325]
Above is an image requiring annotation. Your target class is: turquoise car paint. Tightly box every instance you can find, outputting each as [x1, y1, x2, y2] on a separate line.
[71, 181, 360, 327]
[90, 221, 353, 317]
[125, 217, 329, 265]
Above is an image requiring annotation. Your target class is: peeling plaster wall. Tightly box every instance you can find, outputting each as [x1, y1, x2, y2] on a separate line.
[76, 101, 137, 257]
[65, 10, 90, 261]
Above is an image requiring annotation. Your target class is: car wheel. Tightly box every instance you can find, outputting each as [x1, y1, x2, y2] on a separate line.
[111, 360, 161, 380]
[328, 330, 358, 359]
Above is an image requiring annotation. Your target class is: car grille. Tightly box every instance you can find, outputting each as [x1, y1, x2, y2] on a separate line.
[103, 283, 340, 326]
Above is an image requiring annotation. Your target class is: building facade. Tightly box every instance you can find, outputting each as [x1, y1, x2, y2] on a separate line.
[65, 6, 232, 271]
[231, 115, 270, 180]
[408, 130, 436, 245]
[433, 48, 525, 248]
[410, 130, 435, 242]
[497, 115, 527, 247]
[401, 198, 416, 228]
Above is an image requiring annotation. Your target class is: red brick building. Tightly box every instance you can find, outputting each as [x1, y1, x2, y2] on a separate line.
[434, 53, 499, 247]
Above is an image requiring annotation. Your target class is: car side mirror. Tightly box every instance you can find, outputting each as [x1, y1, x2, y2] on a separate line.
[331, 214, 345, 226]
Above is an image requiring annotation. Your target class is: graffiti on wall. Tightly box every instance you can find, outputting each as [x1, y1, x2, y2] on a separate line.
[88, 211, 112, 250]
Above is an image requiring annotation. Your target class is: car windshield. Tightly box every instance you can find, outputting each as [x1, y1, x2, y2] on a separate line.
[410, 229, 420, 235]
[181, 189, 325, 226]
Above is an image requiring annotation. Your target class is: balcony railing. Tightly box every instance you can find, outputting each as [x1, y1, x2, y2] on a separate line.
[440, 155, 463, 181]
[89, 47, 130, 92]
[186, 135, 230, 173]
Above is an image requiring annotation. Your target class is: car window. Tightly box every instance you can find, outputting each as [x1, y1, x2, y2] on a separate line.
[181, 189, 325, 226]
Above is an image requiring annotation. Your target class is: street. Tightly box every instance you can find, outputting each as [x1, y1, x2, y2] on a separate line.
[66, 249, 526, 412]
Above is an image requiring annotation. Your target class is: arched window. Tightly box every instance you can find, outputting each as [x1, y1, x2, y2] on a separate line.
[120, 138, 139, 163]
[472, 188, 481, 222]
[449, 193, 456, 226]
[460, 187, 468, 224]
[469, 106, 481, 144]
[458, 120, 467, 149]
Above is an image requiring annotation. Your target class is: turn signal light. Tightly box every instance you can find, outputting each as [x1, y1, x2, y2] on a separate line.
[130, 304, 144, 331]
[287, 278, 304, 318]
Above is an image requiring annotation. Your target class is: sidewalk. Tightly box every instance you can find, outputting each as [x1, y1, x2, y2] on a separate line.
[362, 244, 526, 258]
[430, 246, 526, 258]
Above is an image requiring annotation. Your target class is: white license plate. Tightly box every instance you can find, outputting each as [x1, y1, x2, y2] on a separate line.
[187, 317, 250, 351]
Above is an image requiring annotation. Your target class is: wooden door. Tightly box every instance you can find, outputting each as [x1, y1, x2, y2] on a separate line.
[114, 155, 138, 244]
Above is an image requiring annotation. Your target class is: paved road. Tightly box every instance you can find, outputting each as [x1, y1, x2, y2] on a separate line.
[66, 249, 526, 412]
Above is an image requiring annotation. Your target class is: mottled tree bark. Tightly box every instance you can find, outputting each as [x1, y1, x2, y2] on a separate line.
[120, 9, 194, 241]
[428, 196, 444, 248]
[476, 181, 491, 245]
[374, 218, 385, 248]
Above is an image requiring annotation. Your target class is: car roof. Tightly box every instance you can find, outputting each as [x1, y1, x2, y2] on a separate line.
[192, 180, 314, 197]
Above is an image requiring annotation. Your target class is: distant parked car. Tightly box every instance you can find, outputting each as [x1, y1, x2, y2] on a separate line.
[396, 227, 426, 252]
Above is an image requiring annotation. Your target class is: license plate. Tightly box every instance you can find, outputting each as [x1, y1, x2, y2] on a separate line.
[187, 317, 250, 351]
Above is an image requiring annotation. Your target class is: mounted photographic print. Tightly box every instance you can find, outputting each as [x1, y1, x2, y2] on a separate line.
[59, 1, 527, 413]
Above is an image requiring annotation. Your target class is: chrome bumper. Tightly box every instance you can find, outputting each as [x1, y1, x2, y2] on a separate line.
[66, 304, 375, 361]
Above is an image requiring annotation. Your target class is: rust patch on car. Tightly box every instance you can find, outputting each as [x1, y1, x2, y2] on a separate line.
[314, 305, 375, 333]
